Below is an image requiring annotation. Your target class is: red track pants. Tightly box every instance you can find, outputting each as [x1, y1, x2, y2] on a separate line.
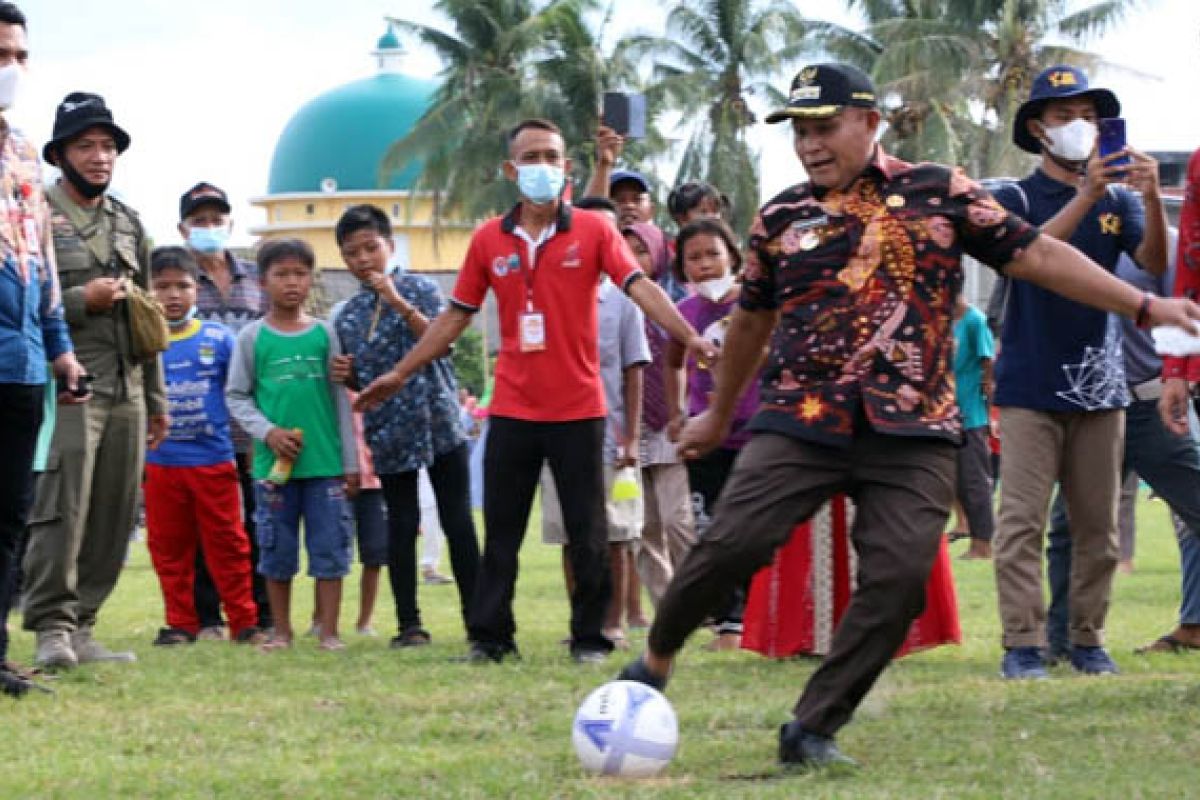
[144, 462, 258, 636]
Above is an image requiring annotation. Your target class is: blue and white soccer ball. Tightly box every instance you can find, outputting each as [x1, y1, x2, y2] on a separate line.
[572, 680, 679, 777]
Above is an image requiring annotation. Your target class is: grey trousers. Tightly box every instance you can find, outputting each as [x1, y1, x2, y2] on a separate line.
[23, 392, 146, 633]
[636, 462, 696, 606]
[956, 426, 996, 542]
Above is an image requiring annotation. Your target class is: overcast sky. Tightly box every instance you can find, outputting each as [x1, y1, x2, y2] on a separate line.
[16, 0, 1200, 245]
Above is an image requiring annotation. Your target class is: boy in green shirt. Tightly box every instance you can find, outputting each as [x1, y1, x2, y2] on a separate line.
[226, 239, 358, 651]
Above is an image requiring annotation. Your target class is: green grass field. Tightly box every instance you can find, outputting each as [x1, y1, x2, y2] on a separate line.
[6, 496, 1200, 799]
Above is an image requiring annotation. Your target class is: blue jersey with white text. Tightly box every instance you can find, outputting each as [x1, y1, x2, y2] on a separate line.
[147, 318, 236, 467]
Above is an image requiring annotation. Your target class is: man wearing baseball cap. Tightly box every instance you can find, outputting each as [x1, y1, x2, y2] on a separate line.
[23, 91, 167, 669]
[618, 62, 1199, 770]
[989, 65, 1167, 680]
[175, 181, 270, 639]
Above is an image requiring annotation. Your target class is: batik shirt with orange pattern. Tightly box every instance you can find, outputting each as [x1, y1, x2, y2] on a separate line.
[739, 148, 1038, 447]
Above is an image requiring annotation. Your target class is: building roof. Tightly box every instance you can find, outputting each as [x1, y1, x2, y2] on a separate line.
[266, 71, 437, 194]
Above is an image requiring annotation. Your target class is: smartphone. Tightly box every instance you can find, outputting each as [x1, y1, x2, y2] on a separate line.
[56, 373, 94, 397]
[1097, 118, 1130, 169]
[602, 91, 646, 139]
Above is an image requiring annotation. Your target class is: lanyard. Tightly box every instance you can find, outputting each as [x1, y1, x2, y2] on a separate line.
[515, 223, 553, 312]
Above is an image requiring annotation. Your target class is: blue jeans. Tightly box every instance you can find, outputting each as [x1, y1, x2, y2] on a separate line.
[1047, 399, 1200, 650]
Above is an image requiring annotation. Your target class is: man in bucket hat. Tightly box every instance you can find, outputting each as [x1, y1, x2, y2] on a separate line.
[22, 92, 167, 670]
[617, 62, 1197, 771]
[990, 65, 1167, 680]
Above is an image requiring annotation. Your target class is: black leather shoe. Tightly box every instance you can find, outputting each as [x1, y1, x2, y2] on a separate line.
[616, 655, 669, 691]
[778, 721, 859, 771]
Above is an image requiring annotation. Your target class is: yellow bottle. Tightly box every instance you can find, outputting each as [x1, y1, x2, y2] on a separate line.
[611, 466, 641, 502]
[266, 428, 303, 485]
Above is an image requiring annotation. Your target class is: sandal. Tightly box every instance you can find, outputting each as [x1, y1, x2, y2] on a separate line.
[318, 637, 346, 652]
[152, 627, 197, 647]
[1134, 634, 1200, 654]
[259, 635, 293, 653]
[390, 627, 432, 649]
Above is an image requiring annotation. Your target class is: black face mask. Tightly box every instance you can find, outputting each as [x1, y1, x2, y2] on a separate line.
[57, 152, 109, 200]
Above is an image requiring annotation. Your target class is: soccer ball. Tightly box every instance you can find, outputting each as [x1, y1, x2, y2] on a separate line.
[572, 680, 679, 777]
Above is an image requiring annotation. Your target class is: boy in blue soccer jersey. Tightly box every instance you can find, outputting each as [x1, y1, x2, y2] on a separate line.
[143, 247, 263, 646]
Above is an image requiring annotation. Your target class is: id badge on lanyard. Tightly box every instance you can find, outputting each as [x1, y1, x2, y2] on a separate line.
[519, 246, 547, 352]
[519, 309, 546, 352]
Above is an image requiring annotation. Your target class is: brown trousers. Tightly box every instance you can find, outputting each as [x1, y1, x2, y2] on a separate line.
[648, 430, 957, 737]
[994, 407, 1123, 648]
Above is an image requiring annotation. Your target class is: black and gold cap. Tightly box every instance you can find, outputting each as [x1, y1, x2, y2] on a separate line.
[765, 63, 877, 124]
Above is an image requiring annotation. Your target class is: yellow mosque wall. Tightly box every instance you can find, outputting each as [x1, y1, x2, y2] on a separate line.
[248, 190, 474, 273]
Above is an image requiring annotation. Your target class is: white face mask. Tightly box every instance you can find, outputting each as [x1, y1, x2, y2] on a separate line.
[1042, 118, 1097, 162]
[0, 63, 21, 111]
[695, 273, 735, 302]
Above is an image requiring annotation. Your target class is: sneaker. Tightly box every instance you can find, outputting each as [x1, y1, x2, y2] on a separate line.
[1070, 645, 1120, 675]
[778, 721, 859, 771]
[1001, 646, 1048, 680]
[616, 655, 670, 691]
[71, 628, 137, 664]
[196, 625, 228, 641]
[233, 627, 269, 646]
[152, 627, 196, 647]
[34, 630, 77, 671]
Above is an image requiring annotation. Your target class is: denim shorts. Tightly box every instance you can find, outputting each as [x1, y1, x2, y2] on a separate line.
[255, 477, 353, 580]
[353, 488, 389, 567]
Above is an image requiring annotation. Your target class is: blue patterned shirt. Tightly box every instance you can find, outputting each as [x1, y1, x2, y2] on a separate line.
[334, 272, 464, 474]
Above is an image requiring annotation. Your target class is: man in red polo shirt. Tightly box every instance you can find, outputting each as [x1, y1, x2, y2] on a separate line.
[357, 118, 711, 664]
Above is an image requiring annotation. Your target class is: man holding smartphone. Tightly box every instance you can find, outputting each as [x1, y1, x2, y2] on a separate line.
[990, 65, 1167, 679]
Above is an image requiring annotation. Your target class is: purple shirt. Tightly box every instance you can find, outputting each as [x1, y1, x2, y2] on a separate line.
[678, 292, 759, 449]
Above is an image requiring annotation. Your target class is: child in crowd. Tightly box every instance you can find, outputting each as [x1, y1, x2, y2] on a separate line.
[308, 398, 388, 639]
[666, 181, 729, 228]
[333, 205, 479, 649]
[226, 239, 358, 652]
[143, 247, 264, 646]
[621, 223, 696, 610]
[665, 218, 759, 650]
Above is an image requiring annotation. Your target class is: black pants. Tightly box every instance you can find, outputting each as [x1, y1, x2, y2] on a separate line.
[194, 451, 270, 629]
[380, 443, 479, 634]
[0, 384, 44, 663]
[473, 416, 612, 656]
[686, 447, 746, 632]
[649, 431, 955, 737]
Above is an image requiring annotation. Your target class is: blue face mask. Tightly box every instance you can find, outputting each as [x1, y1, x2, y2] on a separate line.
[514, 163, 565, 205]
[187, 225, 230, 254]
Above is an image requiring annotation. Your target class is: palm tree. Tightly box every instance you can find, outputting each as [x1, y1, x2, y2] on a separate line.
[814, 0, 1141, 175]
[618, 0, 810, 234]
[381, 0, 608, 224]
[971, 0, 1143, 177]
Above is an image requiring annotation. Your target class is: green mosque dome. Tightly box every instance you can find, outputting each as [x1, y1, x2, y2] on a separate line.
[377, 26, 402, 51]
[267, 33, 436, 194]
